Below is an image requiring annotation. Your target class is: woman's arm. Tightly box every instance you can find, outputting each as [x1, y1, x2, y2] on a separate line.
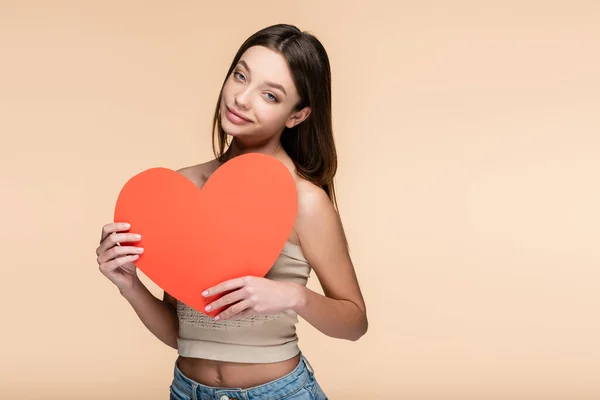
[96, 222, 180, 349]
[120, 283, 179, 349]
[291, 186, 368, 341]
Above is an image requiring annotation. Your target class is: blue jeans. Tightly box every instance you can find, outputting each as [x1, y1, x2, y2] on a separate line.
[169, 354, 328, 400]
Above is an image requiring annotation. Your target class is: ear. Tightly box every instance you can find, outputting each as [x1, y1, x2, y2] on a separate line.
[285, 106, 311, 129]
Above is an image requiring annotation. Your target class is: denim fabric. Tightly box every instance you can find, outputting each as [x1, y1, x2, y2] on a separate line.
[169, 354, 327, 400]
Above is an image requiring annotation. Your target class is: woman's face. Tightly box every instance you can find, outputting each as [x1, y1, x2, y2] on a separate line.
[220, 45, 309, 141]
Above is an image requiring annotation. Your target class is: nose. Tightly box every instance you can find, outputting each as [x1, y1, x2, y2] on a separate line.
[234, 87, 251, 110]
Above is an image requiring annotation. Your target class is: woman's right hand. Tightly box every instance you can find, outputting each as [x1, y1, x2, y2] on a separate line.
[96, 222, 144, 294]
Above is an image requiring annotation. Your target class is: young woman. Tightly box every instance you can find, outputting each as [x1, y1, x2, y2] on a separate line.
[95, 24, 368, 400]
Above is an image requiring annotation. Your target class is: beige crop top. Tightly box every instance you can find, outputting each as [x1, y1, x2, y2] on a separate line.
[175, 241, 312, 363]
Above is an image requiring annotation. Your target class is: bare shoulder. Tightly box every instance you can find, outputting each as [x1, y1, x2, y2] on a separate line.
[292, 177, 345, 248]
[294, 178, 334, 218]
[176, 159, 221, 189]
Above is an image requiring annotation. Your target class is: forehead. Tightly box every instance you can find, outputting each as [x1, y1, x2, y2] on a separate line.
[237, 46, 295, 90]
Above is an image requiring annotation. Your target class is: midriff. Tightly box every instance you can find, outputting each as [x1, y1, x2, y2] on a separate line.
[175, 353, 301, 388]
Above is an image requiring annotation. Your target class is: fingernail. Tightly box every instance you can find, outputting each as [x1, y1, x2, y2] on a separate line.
[205, 305, 212, 311]
[124, 223, 131, 228]
[134, 234, 141, 240]
[202, 291, 208, 297]
[132, 255, 139, 259]
[137, 248, 144, 253]
[214, 315, 220, 320]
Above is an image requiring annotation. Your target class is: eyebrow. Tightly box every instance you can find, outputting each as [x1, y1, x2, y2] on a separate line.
[238, 60, 287, 96]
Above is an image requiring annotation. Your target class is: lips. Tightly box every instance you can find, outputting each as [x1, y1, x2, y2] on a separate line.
[226, 106, 252, 122]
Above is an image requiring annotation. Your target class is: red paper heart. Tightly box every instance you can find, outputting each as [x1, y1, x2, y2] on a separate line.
[113, 153, 298, 317]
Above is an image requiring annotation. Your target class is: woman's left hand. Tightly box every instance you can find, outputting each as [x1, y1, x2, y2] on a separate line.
[202, 276, 305, 320]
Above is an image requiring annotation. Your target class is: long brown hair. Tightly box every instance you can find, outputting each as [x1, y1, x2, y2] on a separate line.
[211, 24, 339, 210]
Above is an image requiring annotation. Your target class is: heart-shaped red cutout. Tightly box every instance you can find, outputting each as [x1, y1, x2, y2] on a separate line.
[113, 153, 298, 317]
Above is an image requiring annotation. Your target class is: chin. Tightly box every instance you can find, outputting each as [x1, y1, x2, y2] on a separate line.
[221, 120, 247, 138]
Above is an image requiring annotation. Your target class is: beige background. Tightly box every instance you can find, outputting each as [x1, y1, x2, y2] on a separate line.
[1, 1, 599, 399]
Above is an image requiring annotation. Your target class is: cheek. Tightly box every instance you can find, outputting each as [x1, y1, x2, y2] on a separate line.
[221, 76, 239, 98]
[254, 103, 288, 126]
[221, 82, 233, 102]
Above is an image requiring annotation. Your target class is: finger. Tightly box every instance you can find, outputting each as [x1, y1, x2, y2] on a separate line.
[97, 245, 144, 264]
[100, 222, 131, 244]
[97, 232, 141, 256]
[202, 276, 252, 297]
[232, 309, 255, 320]
[99, 254, 139, 275]
[205, 286, 250, 313]
[216, 299, 252, 321]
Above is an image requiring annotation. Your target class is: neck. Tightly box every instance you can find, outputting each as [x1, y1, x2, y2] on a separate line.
[224, 136, 287, 162]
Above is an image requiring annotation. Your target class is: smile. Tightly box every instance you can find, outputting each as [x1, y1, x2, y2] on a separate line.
[226, 106, 252, 124]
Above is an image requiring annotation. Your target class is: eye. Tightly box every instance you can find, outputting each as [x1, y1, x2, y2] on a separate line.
[265, 93, 278, 102]
[234, 71, 246, 81]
